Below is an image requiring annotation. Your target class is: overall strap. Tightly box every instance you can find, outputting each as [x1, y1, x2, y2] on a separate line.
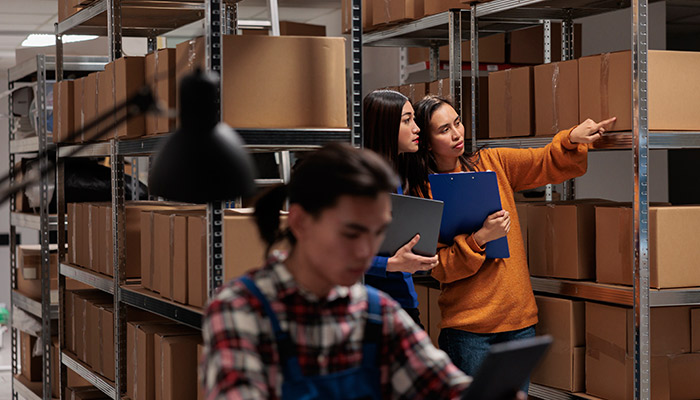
[239, 276, 304, 381]
[362, 286, 383, 369]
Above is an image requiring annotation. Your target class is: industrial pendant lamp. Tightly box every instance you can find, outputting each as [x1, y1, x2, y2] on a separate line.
[148, 69, 256, 202]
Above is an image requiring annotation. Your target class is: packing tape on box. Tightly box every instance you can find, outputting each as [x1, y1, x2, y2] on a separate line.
[586, 332, 626, 364]
[505, 69, 513, 136]
[551, 63, 560, 134]
[382, 0, 391, 23]
[600, 53, 610, 119]
[188, 39, 198, 72]
[619, 210, 633, 284]
[545, 205, 555, 276]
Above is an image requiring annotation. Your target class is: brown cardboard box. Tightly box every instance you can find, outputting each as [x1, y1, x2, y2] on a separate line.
[87, 300, 111, 370]
[514, 203, 528, 257]
[115, 57, 146, 138]
[67, 386, 111, 399]
[100, 306, 115, 381]
[66, 291, 76, 353]
[73, 77, 85, 143]
[145, 327, 198, 400]
[528, 200, 609, 280]
[579, 50, 700, 132]
[174, 37, 206, 124]
[67, 203, 77, 264]
[425, 77, 489, 138]
[509, 24, 582, 65]
[427, 288, 441, 348]
[158, 335, 202, 400]
[173, 215, 188, 304]
[89, 203, 110, 272]
[424, 0, 466, 16]
[145, 49, 176, 135]
[532, 296, 585, 392]
[693, 308, 700, 353]
[428, 78, 449, 97]
[127, 320, 176, 400]
[18, 244, 58, 280]
[488, 67, 533, 138]
[221, 35, 347, 129]
[20, 331, 41, 381]
[279, 21, 326, 36]
[97, 62, 115, 140]
[342, 0, 373, 33]
[83, 73, 98, 143]
[58, 0, 80, 22]
[73, 290, 112, 363]
[53, 80, 74, 143]
[154, 212, 174, 298]
[187, 215, 207, 308]
[223, 210, 289, 281]
[51, 337, 92, 398]
[373, 0, 423, 25]
[534, 59, 579, 136]
[100, 205, 112, 276]
[595, 205, 700, 288]
[585, 302, 697, 399]
[407, 34, 506, 64]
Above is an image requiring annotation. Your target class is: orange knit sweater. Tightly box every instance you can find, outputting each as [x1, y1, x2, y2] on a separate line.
[428, 128, 588, 334]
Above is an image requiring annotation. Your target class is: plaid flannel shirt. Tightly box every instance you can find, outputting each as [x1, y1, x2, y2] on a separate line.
[202, 258, 471, 400]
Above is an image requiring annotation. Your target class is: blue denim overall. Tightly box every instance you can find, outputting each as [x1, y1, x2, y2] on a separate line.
[239, 276, 382, 400]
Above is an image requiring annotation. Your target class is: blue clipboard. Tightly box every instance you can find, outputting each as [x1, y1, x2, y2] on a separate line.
[428, 171, 509, 259]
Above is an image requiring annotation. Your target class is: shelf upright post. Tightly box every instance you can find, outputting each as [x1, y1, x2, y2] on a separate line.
[351, 0, 363, 148]
[449, 9, 463, 120]
[561, 9, 575, 200]
[107, 0, 123, 60]
[543, 19, 554, 201]
[632, 0, 651, 398]
[469, 5, 478, 153]
[206, 0, 226, 297]
[429, 44, 439, 82]
[8, 61, 18, 400]
[37, 54, 54, 400]
[111, 140, 128, 398]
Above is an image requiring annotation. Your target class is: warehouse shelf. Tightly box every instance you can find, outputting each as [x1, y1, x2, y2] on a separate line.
[477, 131, 700, 150]
[9, 137, 55, 154]
[531, 277, 700, 307]
[10, 212, 57, 231]
[57, 0, 207, 37]
[12, 376, 42, 400]
[364, 11, 475, 47]
[62, 351, 117, 399]
[60, 263, 115, 294]
[529, 383, 590, 400]
[58, 128, 353, 157]
[476, 0, 664, 19]
[12, 290, 58, 320]
[9, 55, 110, 82]
[120, 285, 202, 329]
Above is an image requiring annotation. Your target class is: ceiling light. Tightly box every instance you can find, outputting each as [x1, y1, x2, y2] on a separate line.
[21, 34, 98, 47]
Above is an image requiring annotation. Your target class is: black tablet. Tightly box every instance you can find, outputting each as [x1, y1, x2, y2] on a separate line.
[378, 194, 444, 257]
[462, 335, 553, 400]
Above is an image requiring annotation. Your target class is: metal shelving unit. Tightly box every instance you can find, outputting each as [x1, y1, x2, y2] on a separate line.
[12, 377, 42, 400]
[366, 0, 700, 398]
[10, 212, 58, 231]
[61, 352, 116, 399]
[54, 1, 363, 398]
[12, 290, 59, 320]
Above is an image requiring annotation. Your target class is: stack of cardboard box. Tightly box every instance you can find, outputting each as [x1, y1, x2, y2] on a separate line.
[15, 244, 58, 303]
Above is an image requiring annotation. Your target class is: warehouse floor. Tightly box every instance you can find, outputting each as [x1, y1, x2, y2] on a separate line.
[0, 372, 10, 400]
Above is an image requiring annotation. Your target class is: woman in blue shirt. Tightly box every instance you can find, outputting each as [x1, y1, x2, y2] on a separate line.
[363, 90, 439, 326]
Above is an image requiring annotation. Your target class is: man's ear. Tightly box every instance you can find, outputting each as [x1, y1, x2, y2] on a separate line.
[287, 203, 307, 240]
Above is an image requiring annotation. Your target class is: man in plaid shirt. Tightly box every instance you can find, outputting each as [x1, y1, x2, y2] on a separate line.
[202, 144, 471, 399]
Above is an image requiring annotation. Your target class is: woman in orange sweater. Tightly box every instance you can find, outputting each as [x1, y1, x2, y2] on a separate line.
[403, 95, 615, 392]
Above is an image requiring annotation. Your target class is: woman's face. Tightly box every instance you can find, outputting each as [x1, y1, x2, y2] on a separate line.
[427, 103, 465, 168]
[397, 101, 420, 154]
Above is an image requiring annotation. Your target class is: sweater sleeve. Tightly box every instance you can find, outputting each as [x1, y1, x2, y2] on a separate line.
[366, 256, 389, 278]
[431, 234, 487, 284]
[490, 127, 588, 192]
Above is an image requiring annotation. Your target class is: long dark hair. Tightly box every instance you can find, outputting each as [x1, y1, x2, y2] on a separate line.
[254, 142, 399, 250]
[403, 95, 480, 198]
[363, 89, 409, 171]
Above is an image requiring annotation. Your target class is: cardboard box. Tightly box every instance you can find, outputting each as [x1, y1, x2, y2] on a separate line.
[342, 0, 373, 33]
[66, 386, 111, 399]
[425, 77, 489, 138]
[424, 0, 466, 16]
[585, 302, 698, 399]
[89, 203, 111, 272]
[66, 291, 76, 353]
[528, 200, 609, 280]
[158, 335, 202, 400]
[173, 215, 188, 304]
[67, 203, 77, 264]
[83, 72, 98, 143]
[52, 337, 92, 398]
[488, 67, 533, 138]
[188, 215, 207, 308]
[407, 34, 506, 65]
[174, 37, 205, 125]
[693, 308, 700, 353]
[220, 35, 347, 129]
[145, 49, 176, 135]
[579, 50, 700, 132]
[73, 290, 112, 363]
[534, 59, 579, 136]
[115, 56, 146, 138]
[373, 0, 423, 25]
[100, 205, 112, 276]
[427, 288, 442, 348]
[155, 212, 174, 298]
[223, 210, 289, 281]
[509, 24, 582, 65]
[279, 21, 326, 36]
[18, 244, 58, 280]
[595, 205, 700, 288]
[73, 77, 85, 143]
[53, 80, 74, 143]
[532, 296, 585, 392]
[100, 306, 115, 381]
[97, 63, 115, 140]
[20, 331, 41, 381]
[87, 300, 111, 370]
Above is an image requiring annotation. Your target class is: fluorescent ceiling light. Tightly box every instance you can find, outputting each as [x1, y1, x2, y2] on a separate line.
[21, 34, 98, 47]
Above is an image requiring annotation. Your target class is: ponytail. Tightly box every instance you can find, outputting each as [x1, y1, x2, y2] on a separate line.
[254, 184, 294, 252]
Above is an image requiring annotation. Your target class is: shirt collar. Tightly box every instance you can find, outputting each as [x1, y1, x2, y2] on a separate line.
[267, 257, 351, 304]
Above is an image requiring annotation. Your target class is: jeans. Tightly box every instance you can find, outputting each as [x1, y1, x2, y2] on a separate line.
[438, 325, 536, 394]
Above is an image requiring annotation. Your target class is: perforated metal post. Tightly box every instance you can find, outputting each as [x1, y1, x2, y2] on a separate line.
[107, 0, 123, 60]
[561, 11, 575, 200]
[111, 141, 128, 397]
[147, 35, 157, 53]
[449, 9, 463, 120]
[632, 0, 651, 398]
[544, 19, 553, 201]
[351, 0, 363, 147]
[429, 44, 439, 82]
[267, 0, 280, 36]
[8, 70, 18, 400]
[469, 5, 478, 153]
